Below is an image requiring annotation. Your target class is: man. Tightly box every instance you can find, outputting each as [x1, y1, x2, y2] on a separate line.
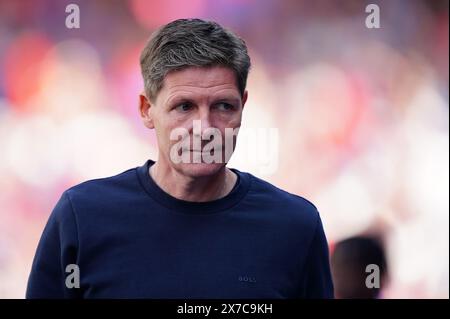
[331, 236, 388, 299]
[26, 18, 334, 298]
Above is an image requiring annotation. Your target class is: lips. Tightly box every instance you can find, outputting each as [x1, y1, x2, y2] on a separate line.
[185, 148, 221, 152]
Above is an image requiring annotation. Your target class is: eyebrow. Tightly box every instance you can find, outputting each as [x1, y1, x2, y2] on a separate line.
[212, 96, 241, 105]
[166, 95, 241, 106]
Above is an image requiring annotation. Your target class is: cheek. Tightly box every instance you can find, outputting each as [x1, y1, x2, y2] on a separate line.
[158, 118, 192, 150]
[213, 115, 241, 150]
[215, 112, 242, 132]
[153, 116, 176, 150]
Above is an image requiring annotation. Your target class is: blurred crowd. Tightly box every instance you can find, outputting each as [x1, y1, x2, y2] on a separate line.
[0, 0, 448, 298]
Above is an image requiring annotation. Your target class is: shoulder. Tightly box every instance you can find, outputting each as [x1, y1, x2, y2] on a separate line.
[67, 166, 137, 193]
[62, 165, 141, 210]
[243, 172, 321, 231]
[247, 173, 319, 213]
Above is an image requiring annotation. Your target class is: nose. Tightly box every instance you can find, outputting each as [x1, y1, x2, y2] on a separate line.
[191, 107, 213, 137]
[198, 107, 212, 131]
[190, 107, 216, 151]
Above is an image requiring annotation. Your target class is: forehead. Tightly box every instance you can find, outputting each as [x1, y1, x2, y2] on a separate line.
[160, 66, 239, 98]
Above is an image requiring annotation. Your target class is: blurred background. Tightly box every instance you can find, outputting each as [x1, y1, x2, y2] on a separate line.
[0, 0, 448, 298]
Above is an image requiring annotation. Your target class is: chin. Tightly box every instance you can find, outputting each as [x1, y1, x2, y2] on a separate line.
[176, 162, 226, 178]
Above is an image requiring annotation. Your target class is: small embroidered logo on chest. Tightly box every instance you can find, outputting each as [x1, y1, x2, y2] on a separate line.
[238, 275, 257, 283]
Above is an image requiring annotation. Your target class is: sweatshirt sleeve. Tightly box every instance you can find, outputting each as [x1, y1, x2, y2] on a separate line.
[26, 191, 81, 299]
[300, 213, 334, 299]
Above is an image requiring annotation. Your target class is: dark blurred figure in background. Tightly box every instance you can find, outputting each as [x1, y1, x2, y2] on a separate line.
[331, 236, 388, 299]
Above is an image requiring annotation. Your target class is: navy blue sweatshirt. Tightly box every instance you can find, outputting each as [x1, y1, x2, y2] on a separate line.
[26, 160, 334, 299]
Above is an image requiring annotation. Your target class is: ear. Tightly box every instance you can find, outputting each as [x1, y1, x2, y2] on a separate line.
[241, 90, 248, 110]
[139, 92, 155, 129]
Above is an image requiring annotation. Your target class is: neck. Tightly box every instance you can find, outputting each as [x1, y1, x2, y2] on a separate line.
[149, 159, 237, 202]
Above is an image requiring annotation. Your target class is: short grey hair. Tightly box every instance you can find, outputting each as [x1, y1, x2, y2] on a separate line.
[140, 18, 251, 101]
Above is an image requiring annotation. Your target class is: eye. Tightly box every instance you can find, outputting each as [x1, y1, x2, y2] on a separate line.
[215, 102, 235, 111]
[175, 102, 193, 112]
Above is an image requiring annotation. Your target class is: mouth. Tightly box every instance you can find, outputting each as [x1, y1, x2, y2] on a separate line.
[189, 150, 213, 154]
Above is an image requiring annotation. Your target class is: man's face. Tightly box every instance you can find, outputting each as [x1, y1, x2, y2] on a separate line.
[140, 66, 247, 178]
